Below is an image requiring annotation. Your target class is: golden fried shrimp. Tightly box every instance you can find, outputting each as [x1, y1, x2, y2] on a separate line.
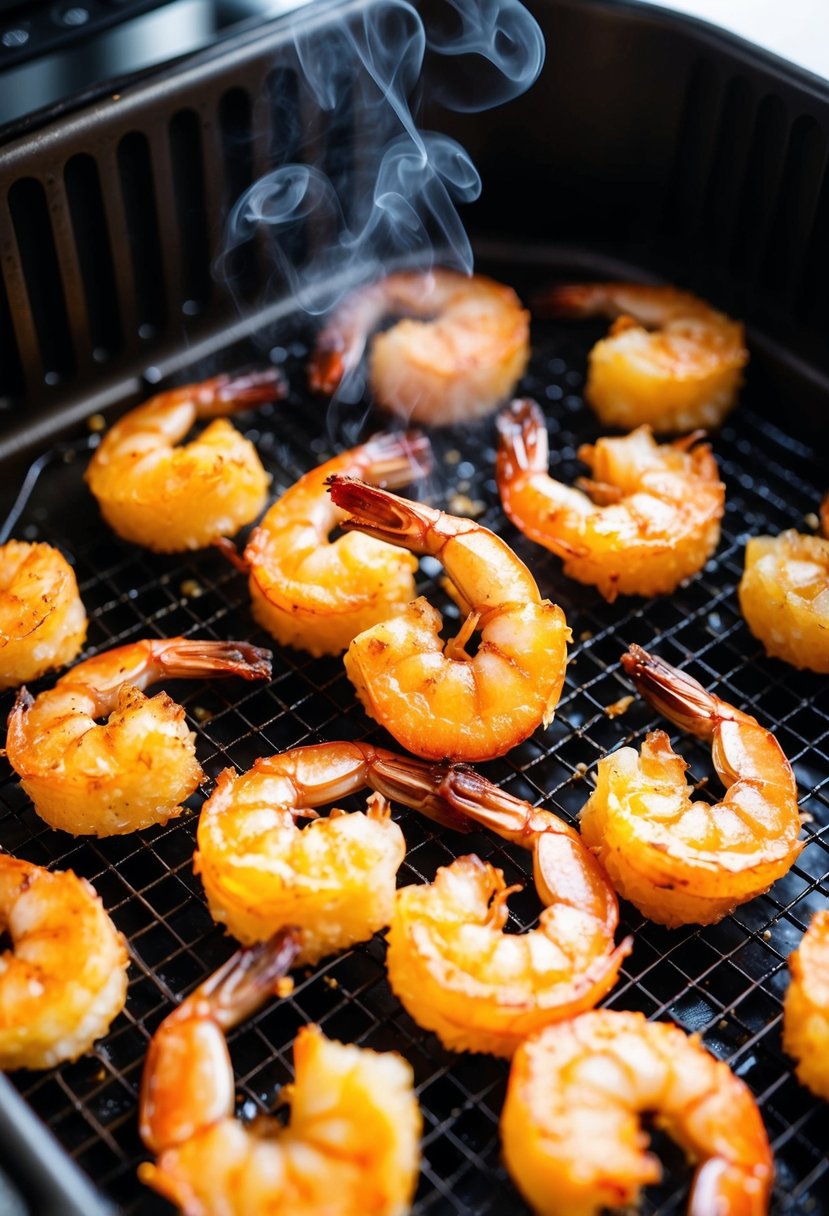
[580, 645, 802, 927]
[195, 741, 468, 965]
[328, 477, 570, 762]
[244, 432, 430, 656]
[783, 910, 829, 1100]
[85, 370, 285, 551]
[139, 930, 421, 1216]
[538, 282, 747, 431]
[0, 541, 87, 690]
[501, 1010, 773, 1216]
[496, 399, 724, 600]
[5, 637, 271, 836]
[0, 855, 128, 1069]
[739, 529, 829, 672]
[310, 269, 530, 425]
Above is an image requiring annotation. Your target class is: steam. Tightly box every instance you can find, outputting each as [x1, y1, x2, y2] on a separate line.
[222, 0, 544, 315]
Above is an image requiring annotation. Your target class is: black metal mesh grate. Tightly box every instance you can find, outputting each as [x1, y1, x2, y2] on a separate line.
[1, 306, 828, 1216]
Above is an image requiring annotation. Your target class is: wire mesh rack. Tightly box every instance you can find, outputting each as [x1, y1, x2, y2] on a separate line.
[1, 302, 828, 1216]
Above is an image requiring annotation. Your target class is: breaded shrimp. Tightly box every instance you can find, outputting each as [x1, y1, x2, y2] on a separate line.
[5, 637, 271, 836]
[739, 528, 829, 673]
[86, 370, 284, 551]
[328, 477, 570, 762]
[244, 432, 430, 656]
[501, 1010, 773, 1216]
[538, 282, 747, 431]
[496, 399, 724, 600]
[310, 269, 530, 424]
[139, 930, 421, 1216]
[384, 758, 630, 1056]
[0, 540, 87, 690]
[783, 909, 829, 1100]
[580, 645, 802, 926]
[0, 855, 128, 1069]
[195, 741, 469, 964]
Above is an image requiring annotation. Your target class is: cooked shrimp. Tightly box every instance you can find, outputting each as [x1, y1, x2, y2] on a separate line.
[0, 541, 87, 690]
[310, 269, 530, 425]
[5, 637, 271, 836]
[580, 645, 802, 926]
[139, 930, 421, 1216]
[783, 909, 829, 1101]
[328, 477, 570, 761]
[0, 855, 128, 1069]
[739, 529, 829, 673]
[538, 282, 747, 431]
[85, 370, 285, 551]
[386, 760, 629, 1056]
[244, 432, 430, 657]
[496, 399, 724, 600]
[195, 740, 468, 964]
[501, 1010, 773, 1216]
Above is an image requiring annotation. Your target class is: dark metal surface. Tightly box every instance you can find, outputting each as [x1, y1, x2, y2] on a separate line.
[0, 304, 828, 1216]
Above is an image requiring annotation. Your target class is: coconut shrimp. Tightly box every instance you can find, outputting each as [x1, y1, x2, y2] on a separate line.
[243, 432, 430, 657]
[85, 369, 285, 552]
[580, 645, 802, 927]
[310, 269, 530, 425]
[139, 930, 422, 1216]
[328, 477, 570, 761]
[496, 399, 725, 600]
[538, 282, 747, 432]
[0, 855, 129, 1070]
[5, 636, 271, 836]
[0, 541, 87, 690]
[739, 527, 829, 673]
[195, 741, 469, 965]
[386, 761, 630, 1056]
[501, 1010, 773, 1216]
[783, 910, 829, 1101]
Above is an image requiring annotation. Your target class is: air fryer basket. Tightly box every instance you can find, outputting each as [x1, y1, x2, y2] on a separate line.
[1, 1, 829, 1214]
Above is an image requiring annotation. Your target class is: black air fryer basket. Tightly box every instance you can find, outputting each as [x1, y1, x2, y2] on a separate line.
[0, 1, 828, 1212]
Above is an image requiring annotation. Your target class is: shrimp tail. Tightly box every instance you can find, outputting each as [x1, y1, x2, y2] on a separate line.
[309, 346, 347, 395]
[689, 1156, 771, 1216]
[495, 398, 549, 477]
[362, 431, 433, 486]
[531, 283, 607, 319]
[199, 927, 301, 1031]
[199, 368, 288, 416]
[621, 645, 717, 742]
[154, 639, 273, 682]
[367, 753, 472, 834]
[328, 476, 434, 552]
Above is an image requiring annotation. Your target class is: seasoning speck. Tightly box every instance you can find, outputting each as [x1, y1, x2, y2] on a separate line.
[448, 493, 485, 519]
[275, 977, 294, 998]
[603, 695, 634, 719]
[804, 513, 820, 531]
[87, 413, 106, 433]
[180, 579, 203, 599]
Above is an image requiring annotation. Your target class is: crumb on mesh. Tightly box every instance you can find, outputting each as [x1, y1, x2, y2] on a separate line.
[87, 413, 107, 433]
[579, 630, 593, 642]
[603, 695, 634, 719]
[181, 579, 203, 599]
[275, 977, 295, 998]
[804, 512, 820, 530]
[193, 706, 212, 724]
[323, 975, 339, 990]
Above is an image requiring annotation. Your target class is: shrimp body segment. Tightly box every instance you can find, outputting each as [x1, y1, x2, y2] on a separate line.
[0, 541, 87, 690]
[497, 400, 724, 600]
[310, 270, 530, 425]
[783, 910, 829, 1100]
[739, 531, 829, 672]
[86, 370, 284, 552]
[0, 856, 128, 1069]
[501, 1010, 773, 1216]
[195, 741, 469, 965]
[6, 637, 271, 836]
[244, 432, 429, 657]
[329, 477, 570, 762]
[539, 282, 747, 432]
[140, 931, 421, 1216]
[580, 646, 802, 926]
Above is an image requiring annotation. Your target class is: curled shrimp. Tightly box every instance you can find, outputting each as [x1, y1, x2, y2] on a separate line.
[243, 432, 430, 657]
[580, 645, 802, 926]
[310, 269, 530, 425]
[328, 477, 570, 762]
[783, 909, 829, 1101]
[739, 524, 829, 673]
[386, 760, 630, 1056]
[5, 637, 271, 836]
[0, 855, 129, 1069]
[139, 930, 422, 1216]
[0, 540, 87, 690]
[85, 370, 285, 552]
[195, 741, 468, 965]
[496, 399, 724, 600]
[538, 282, 747, 432]
[501, 1010, 773, 1216]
